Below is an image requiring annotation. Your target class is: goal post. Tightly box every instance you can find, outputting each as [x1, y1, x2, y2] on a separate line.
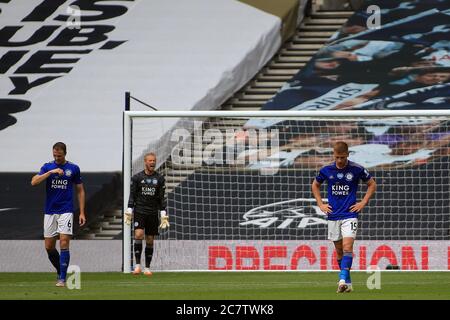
[123, 110, 450, 273]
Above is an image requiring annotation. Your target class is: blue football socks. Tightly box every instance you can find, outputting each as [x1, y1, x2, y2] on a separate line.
[59, 249, 70, 281]
[339, 252, 353, 283]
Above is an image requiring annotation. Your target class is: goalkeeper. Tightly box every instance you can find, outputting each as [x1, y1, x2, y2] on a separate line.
[125, 152, 168, 276]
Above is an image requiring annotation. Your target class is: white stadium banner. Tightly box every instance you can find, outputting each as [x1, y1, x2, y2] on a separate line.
[1, 240, 449, 271]
[0, 0, 297, 172]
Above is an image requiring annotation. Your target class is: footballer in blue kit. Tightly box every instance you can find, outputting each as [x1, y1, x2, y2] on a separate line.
[31, 142, 86, 287]
[312, 141, 376, 293]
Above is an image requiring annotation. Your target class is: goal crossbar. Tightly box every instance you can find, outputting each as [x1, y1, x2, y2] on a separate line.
[124, 109, 450, 118]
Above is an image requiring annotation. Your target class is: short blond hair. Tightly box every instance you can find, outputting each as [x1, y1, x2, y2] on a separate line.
[333, 141, 349, 153]
[144, 152, 156, 160]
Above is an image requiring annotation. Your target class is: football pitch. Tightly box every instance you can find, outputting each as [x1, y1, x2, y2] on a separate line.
[1, 272, 449, 300]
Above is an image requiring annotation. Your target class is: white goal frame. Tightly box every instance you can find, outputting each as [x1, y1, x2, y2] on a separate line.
[122, 109, 450, 273]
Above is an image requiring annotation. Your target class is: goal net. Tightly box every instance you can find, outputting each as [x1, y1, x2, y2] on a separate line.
[123, 110, 450, 272]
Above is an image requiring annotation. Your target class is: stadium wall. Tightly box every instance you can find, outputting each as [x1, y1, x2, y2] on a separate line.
[1, 240, 449, 272]
[0, 172, 121, 239]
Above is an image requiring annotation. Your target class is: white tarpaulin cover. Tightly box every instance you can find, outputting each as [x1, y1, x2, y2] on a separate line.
[0, 0, 288, 171]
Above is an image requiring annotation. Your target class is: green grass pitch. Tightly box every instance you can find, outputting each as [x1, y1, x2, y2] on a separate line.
[1, 272, 449, 300]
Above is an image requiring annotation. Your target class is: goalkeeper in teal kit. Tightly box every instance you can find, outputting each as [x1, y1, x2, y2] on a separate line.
[125, 152, 168, 276]
[312, 141, 376, 293]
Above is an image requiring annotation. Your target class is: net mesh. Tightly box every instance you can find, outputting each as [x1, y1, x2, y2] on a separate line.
[128, 114, 450, 270]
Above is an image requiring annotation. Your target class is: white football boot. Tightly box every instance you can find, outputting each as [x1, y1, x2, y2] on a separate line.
[336, 279, 348, 293]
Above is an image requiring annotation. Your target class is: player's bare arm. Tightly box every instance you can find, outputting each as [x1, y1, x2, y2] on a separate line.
[30, 168, 64, 186]
[76, 183, 87, 226]
[349, 178, 377, 212]
[312, 180, 332, 214]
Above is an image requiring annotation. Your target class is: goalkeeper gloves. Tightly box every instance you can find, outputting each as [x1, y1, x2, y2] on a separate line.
[159, 210, 170, 229]
[124, 208, 133, 226]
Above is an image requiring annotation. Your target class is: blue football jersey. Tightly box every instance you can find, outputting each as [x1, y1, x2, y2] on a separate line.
[39, 161, 82, 215]
[315, 161, 372, 221]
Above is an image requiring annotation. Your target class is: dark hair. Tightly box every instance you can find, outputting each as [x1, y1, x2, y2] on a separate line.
[53, 142, 67, 155]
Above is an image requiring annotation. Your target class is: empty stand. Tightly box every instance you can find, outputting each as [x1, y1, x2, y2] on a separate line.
[77, 8, 353, 239]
